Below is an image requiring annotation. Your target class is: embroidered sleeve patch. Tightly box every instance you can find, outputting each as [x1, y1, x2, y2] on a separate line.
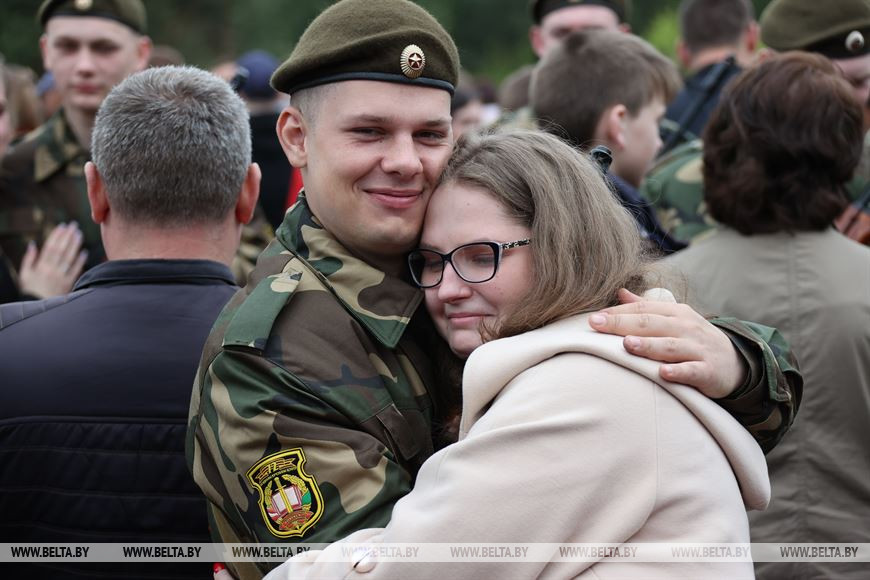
[246, 448, 324, 538]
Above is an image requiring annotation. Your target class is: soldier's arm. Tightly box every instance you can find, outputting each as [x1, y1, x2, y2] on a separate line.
[705, 318, 801, 453]
[589, 290, 802, 453]
[188, 348, 415, 577]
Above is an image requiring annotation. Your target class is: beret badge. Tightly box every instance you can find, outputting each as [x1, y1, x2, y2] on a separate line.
[75, 0, 93, 10]
[846, 30, 866, 53]
[400, 44, 426, 79]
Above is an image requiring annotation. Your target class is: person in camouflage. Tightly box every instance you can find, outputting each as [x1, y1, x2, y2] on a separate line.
[642, 0, 870, 245]
[0, 0, 152, 275]
[187, 1, 801, 578]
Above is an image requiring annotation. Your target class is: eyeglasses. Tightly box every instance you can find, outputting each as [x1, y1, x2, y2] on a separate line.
[407, 239, 531, 289]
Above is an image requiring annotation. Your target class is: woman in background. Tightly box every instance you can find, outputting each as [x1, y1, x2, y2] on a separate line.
[665, 52, 870, 580]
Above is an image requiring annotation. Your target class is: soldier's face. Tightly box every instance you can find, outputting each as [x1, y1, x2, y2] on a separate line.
[834, 53, 870, 108]
[41, 17, 150, 115]
[421, 181, 533, 359]
[298, 81, 453, 270]
[531, 6, 624, 58]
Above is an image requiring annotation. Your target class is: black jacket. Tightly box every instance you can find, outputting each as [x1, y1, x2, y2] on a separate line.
[0, 259, 238, 579]
[609, 174, 687, 255]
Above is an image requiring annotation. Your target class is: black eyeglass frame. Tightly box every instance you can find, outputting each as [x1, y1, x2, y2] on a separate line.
[407, 239, 532, 289]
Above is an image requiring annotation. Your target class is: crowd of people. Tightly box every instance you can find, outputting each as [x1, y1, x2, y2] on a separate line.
[0, 0, 867, 579]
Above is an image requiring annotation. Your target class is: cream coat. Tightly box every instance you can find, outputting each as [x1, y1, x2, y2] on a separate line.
[266, 292, 770, 579]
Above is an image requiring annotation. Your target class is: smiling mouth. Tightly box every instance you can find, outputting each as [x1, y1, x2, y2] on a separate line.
[366, 189, 423, 210]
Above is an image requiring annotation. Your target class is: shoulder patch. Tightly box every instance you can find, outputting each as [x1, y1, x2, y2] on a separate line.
[247, 448, 324, 538]
[223, 267, 302, 351]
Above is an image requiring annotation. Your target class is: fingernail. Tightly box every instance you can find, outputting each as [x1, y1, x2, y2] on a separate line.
[213, 562, 227, 573]
[626, 336, 641, 349]
[661, 364, 674, 376]
[590, 314, 606, 326]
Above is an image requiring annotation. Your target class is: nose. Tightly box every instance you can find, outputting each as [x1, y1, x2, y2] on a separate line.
[435, 262, 473, 303]
[381, 133, 423, 177]
[73, 48, 97, 76]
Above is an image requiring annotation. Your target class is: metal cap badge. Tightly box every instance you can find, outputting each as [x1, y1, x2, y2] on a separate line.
[846, 30, 866, 53]
[75, 0, 93, 9]
[401, 44, 426, 79]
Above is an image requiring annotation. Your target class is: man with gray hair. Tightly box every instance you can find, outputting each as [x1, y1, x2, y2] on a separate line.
[0, 65, 259, 579]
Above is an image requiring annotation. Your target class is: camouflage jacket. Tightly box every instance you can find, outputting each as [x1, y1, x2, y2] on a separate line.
[641, 140, 870, 244]
[186, 197, 444, 579]
[0, 110, 104, 270]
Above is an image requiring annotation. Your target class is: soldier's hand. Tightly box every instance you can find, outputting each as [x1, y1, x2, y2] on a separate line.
[589, 288, 747, 399]
[18, 222, 88, 299]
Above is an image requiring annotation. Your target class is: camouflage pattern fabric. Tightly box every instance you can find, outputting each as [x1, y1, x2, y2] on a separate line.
[231, 204, 275, 287]
[187, 196, 442, 579]
[711, 318, 802, 454]
[0, 110, 104, 271]
[641, 139, 870, 244]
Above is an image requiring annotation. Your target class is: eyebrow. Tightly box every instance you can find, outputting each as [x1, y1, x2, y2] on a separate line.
[345, 114, 451, 127]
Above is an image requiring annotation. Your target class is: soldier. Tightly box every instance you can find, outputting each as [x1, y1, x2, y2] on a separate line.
[530, 0, 630, 57]
[186, 1, 800, 578]
[498, 0, 630, 122]
[642, 0, 870, 244]
[0, 0, 152, 276]
[660, 0, 759, 154]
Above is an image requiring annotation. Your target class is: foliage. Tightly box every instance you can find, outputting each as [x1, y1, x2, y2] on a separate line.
[1, 0, 774, 82]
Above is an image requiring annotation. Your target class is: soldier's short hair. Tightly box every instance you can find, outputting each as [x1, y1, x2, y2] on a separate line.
[530, 29, 681, 148]
[703, 52, 862, 234]
[91, 66, 250, 227]
[438, 130, 654, 341]
[679, 0, 754, 55]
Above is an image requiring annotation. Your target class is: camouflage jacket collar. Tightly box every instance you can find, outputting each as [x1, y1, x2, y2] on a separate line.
[276, 195, 423, 349]
[33, 110, 90, 183]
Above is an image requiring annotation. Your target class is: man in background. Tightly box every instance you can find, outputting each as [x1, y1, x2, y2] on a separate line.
[642, 0, 870, 244]
[499, 0, 630, 120]
[0, 65, 259, 580]
[660, 0, 759, 153]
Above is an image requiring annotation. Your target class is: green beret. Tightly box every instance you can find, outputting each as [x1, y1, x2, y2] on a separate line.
[38, 0, 146, 34]
[271, 0, 459, 96]
[530, 0, 630, 25]
[761, 0, 870, 59]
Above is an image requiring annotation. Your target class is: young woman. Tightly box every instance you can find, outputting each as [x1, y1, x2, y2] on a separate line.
[266, 130, 769, 579]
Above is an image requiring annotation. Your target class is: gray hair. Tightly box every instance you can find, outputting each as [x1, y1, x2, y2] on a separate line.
[91, 65, 251, 226]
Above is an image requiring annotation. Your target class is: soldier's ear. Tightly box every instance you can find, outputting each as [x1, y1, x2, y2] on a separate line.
[85, 162, 109, 224]
[39, 35, 53, 72]
[277, 106, 308, 169]
[529, 26, 546, 59]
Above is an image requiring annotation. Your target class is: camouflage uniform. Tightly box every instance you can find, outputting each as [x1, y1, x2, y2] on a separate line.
[641, 140, 870, 244]
[0, 110, 104, 270]
[187, 197, 447, 579]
